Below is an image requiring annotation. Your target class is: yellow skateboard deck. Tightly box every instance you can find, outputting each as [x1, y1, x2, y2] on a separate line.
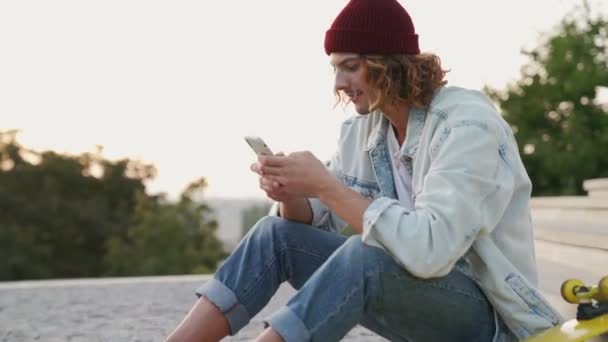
[525, 276, 608, 341]
[523, 314, 608, 341]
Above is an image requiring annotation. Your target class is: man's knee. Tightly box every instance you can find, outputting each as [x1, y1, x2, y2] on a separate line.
[336, 235, 365, 261]
[340, 235, 396, 272]
[248, 216, 291, 242]
[344, 235, 364, 248]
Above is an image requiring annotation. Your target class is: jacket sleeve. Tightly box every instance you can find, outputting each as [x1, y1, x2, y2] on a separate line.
[361, 123, 514, 278]
[268, 151, 348, 233]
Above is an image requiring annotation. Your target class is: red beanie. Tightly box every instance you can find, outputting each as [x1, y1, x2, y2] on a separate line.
[324, 0, 420, 55]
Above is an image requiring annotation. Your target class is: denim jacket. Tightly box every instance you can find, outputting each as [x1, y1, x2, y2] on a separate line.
[275, 86, 562, 340]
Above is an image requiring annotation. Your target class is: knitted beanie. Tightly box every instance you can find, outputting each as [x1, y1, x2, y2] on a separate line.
[324, 0, 420, 55]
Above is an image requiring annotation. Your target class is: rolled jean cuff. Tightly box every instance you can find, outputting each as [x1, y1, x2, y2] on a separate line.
[265, 306, 311, 342]
[195, 278, 250, 335]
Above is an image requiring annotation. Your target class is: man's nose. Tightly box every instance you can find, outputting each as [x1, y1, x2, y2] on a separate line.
[334, 72, 349, 93]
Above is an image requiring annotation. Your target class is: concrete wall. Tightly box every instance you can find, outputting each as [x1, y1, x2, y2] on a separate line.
[530, 178, 608, 250]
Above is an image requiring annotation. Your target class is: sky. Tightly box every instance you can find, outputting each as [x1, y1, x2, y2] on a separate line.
[1, 0, 606, 200]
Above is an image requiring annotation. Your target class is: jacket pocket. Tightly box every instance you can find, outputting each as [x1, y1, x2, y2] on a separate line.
[505, 273, 561, 325]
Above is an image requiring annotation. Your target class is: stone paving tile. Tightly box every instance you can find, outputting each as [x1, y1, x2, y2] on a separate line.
[0, 276, 386, 342]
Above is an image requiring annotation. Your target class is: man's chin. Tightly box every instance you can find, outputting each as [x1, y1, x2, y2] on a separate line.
[355, 106, 371, 115]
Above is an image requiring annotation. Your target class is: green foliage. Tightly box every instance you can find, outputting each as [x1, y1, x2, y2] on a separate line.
[104, 179, 227, 276]
[0, 132, 225, 280]
[241, 203, 271, 238]
[486, 3, 608, 195]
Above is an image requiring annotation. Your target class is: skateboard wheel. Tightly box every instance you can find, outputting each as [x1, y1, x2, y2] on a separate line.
[561, 279, 584, 304]
[597, 276, 608, 303]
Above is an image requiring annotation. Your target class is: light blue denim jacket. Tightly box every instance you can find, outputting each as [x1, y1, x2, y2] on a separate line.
[284, 86, 562, 340]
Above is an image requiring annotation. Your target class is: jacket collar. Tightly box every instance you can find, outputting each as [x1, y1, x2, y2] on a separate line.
[365, 106, 428, 159]
[363, 106, 426, 199]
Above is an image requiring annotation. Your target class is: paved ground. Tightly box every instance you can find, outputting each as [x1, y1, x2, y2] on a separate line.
[0, 278, 383, 341]
[1, 240, 607, 342]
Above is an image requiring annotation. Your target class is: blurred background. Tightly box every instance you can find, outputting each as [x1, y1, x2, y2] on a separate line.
[0, 0, 607, 288]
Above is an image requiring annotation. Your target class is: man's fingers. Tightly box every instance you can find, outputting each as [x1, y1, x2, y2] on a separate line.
[249, 163, 260, 175]
[260, 176, 282, 188]
[260, 165, 283, 176]
[260, 176, 288, 199]
[259, 177, 269, 190]
[259, 155, 288, 167]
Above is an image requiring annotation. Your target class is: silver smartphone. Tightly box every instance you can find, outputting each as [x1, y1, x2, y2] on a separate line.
[244, 136, 274, 156]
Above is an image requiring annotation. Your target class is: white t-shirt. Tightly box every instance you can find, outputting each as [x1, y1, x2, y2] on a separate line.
[386, 125, 415, 211]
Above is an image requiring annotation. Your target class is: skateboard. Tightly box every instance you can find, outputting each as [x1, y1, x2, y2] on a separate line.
[524, 276, 608, 341]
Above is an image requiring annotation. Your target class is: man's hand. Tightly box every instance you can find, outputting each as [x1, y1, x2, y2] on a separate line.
[250, 152, 314, 224]
[257, 151, 338, 198]
[252, 150, 367, 230]
[250, 152, 292, 202]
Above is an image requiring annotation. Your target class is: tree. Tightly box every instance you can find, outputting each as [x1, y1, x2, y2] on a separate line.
[241, 202, 271, 238]
[0, 131, 226, 280]
[0, 132, 156, 279]
[485, 3, 608, 195]
[104, 178, 227, 276]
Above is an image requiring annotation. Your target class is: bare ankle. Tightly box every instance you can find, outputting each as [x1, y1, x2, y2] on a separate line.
[255, 327, 285, 342]
[164, 297, 230, 342]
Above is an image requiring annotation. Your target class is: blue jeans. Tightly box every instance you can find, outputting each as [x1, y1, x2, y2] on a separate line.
[196, 217, 497, 341]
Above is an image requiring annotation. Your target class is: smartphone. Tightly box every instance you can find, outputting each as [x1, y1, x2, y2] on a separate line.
[244, 136, 274, 156]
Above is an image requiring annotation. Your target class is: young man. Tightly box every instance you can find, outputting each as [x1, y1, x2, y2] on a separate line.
[165, 0, 562, 341]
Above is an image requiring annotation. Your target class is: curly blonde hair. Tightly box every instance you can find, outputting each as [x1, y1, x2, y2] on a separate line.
[336, 53, 448, 111]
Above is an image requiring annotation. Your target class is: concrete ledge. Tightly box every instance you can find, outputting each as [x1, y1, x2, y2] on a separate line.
[530, 197, 608, 209]
[530, 179, 608, 250]
[0, 277, 382, 341]
[0, 274, 212, 289]
[534, 223, 608, 251]
[531, 178, 608, 209]
[584, 178, 608, 199]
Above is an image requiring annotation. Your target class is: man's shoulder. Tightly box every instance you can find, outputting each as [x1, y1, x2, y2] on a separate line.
[339, 112, 382, 132]
[429, 86, 506, 133]
[340, 112, 380, 125]
[335, 113, 384, 148]
[431, 86, 497, 115]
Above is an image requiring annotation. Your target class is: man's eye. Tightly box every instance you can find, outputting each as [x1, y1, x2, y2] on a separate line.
[345, 64, 359, 71]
